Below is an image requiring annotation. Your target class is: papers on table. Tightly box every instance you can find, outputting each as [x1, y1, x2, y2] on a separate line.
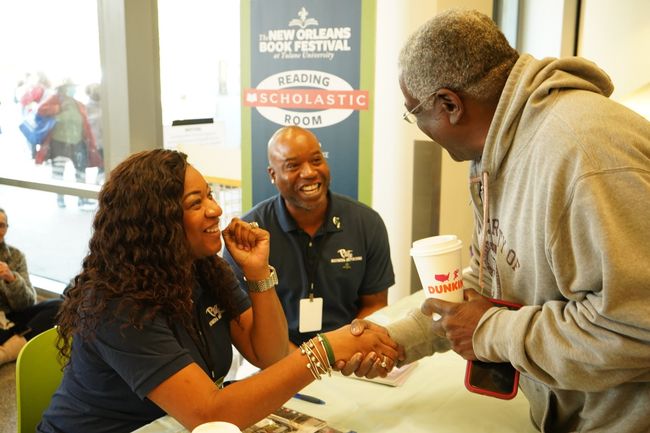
[339, 361, 419, 387]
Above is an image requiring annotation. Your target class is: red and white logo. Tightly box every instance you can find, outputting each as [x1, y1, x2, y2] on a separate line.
[244, 69, 368, 128]
[427, 268, 463, 295]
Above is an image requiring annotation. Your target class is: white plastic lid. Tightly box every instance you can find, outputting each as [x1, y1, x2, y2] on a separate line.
[192, 422, 241, 433]
[410, 234, 462, 256]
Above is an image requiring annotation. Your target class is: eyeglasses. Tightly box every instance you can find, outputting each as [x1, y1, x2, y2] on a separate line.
[0, 223, 7, 229]
[402, 90, 439, 124]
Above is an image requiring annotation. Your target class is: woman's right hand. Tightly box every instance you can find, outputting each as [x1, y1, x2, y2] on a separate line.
[222, 218, 270, 281]
[323, 324, 400, 374]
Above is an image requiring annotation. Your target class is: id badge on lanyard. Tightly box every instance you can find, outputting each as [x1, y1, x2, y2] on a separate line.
[299, 293, 323, 333]
[299, 237, 323, 333]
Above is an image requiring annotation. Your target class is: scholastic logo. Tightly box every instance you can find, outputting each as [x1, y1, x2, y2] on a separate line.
[244, 70, 368, 128]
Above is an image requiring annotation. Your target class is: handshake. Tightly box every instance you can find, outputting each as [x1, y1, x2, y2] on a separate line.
[322, 319, 406, 380]
[323, 289, 496, 379]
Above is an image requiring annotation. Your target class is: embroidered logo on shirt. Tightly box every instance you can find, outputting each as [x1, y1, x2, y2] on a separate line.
[330, 248, 362, 269]
[205, 305, 224, 327]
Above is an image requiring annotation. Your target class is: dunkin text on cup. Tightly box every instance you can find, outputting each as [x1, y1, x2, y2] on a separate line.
[427, 268, 463, 296]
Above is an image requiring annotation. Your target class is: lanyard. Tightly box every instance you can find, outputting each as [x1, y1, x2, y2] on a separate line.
[287, 226, 325, 301]
[304, 236, 321, 300]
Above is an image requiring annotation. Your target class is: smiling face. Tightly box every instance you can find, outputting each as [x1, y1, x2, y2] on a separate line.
[267, 127, 330, 213]
[182, 165, 223, 258]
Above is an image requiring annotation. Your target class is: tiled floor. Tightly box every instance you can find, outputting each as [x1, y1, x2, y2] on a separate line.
[0, 362, 16, 433]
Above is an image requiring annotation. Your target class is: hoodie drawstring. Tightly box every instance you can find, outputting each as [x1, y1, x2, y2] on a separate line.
[470, 171, 490, 289]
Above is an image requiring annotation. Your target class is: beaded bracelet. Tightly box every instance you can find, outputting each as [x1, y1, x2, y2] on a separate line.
[301, 341, 325, 379]
[308, 338, 331, 377]
[300, 337, 332, 379]
[299, 342, 320, 379]
[317, 333, 335, 366]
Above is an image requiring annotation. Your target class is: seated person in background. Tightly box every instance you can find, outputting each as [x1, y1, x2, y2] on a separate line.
[224, 126, 395, 348]
[0, 207, 62, 366]
[39, 149, 399, 433]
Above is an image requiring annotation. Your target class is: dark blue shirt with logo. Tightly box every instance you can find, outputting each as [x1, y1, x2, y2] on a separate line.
[38, 272, 250, 433]
[224, 191, 394, 345]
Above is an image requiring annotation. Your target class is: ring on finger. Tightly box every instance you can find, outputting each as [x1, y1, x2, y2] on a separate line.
[249, 221, 259, 229]
[380, 355, 388, 369]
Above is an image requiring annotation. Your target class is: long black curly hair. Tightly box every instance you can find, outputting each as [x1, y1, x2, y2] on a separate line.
[56, 149, 239, 359]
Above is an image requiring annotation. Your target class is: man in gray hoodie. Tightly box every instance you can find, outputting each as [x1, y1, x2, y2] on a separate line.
[345, 9, 650, 433]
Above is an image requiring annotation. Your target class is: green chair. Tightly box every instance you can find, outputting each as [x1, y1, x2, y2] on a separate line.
[15, 327, 65, 433]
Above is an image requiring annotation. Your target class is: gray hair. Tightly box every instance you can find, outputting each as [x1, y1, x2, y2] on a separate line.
[399, 9, 519, 104]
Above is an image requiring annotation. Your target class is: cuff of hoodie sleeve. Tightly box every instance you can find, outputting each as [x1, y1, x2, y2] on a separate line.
[386, 308, 451, 367]
[473, 306, 523, 363]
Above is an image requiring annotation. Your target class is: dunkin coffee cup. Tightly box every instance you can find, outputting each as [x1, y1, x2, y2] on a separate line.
[410, 235, 464, 319]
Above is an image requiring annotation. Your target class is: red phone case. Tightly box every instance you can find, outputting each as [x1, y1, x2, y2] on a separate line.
[464, 298, 522, 400]
[464, 361, 520, 400]
[487, 297, 522, 310]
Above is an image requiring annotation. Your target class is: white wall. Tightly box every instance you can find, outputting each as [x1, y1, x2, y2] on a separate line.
[373, 0, 490, 303]
[372, 0, 424, 303]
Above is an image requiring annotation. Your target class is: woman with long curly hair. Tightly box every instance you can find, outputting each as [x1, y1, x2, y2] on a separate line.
[38, 149, 399, 432]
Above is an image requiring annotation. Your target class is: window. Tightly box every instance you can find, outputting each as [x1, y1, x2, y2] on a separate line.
[1, 1, 243, 289]
[0, 0, 103, 289]
[158, 0, 243, 228]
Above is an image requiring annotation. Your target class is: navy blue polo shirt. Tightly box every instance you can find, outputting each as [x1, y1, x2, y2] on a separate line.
[224, 192, 394, 345]
[39, 273, 251, 433]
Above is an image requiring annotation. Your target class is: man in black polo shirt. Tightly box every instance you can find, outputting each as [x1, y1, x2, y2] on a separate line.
[224, 126, 394, 347]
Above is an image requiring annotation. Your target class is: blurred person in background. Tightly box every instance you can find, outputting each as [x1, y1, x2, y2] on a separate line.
[85, 82, 104, 183]
[17, 71, 51, 159]
[0, 207, 62, 366]
[19, 71, 51, 115]
[36, 78, 102, 208]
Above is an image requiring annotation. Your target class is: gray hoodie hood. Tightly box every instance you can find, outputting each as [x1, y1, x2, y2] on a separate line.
[479, 54, 614, 179]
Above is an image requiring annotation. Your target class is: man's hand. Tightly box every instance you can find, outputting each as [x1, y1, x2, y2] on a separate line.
[334, 319, 405, 378]
[0, 261, 15, 282]
[421, 289, 494, 360]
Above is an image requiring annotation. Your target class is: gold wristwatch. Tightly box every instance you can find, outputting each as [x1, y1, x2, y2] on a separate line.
[244, 266, 278, 293]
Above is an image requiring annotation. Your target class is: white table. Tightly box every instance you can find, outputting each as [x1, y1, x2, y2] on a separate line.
[134, 292, 537, 433]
